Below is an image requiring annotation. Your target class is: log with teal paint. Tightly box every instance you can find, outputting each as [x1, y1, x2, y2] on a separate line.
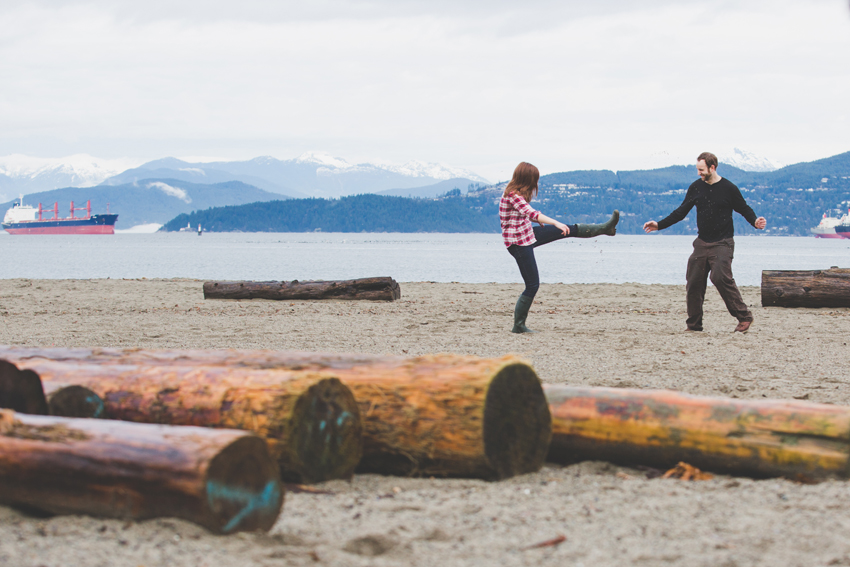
[0, 409, 283, 534]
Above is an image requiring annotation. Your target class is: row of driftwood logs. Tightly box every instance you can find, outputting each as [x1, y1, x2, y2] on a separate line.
[0, 348, 550, 481]
[201, 270, 850, 308]
[200, 271, 850, 308]
[3, 346, 850, 532]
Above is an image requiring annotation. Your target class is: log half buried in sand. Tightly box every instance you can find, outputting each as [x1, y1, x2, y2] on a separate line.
[0, 347, 552, 480]
[43, 383, 106, 419]
[203, 277, 401, 301]
[761, 268, 850, 307]
[5, 359, 363, 484]
[545, 384, 850, 481]
[0, 409, 283, 534]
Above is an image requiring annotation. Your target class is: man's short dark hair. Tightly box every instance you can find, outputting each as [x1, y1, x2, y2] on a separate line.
[697, 152, 718, 169]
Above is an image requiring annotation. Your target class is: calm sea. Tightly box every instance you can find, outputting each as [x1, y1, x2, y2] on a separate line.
[0, 232, 847, 286]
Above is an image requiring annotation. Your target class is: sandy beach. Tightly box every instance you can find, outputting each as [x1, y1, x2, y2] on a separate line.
[1, 278, 849, 566]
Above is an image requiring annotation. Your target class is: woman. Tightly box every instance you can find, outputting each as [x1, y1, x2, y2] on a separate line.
[501, 162, 619, 333]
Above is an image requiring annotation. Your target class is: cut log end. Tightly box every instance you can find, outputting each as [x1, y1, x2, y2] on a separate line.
[286, 377, 363, 484]
[483, 363, 552, 479]
[205, 436, 284, 534]
[0, 360, 48, 415]
[46, 385, 105, 419]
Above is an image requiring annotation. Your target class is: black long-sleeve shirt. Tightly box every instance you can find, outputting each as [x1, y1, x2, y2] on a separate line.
[657, 178, 757, 242]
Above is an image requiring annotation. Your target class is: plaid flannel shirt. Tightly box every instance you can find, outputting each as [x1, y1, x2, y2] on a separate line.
[499, 192, 540, 247]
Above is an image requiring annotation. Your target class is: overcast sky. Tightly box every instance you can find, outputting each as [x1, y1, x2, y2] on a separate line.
[1, 0, 849, 180]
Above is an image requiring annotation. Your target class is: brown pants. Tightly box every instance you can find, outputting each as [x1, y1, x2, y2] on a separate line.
[685, 238, 753, 331]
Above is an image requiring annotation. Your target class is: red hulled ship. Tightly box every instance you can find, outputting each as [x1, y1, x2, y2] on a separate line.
[2, 199, 118, 235]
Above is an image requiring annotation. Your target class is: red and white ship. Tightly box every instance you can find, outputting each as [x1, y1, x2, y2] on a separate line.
[2, 198, 118, 235]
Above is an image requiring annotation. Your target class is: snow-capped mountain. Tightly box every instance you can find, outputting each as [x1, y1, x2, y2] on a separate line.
[0, 152, 490, 199]
[294, 152, 488, 183]
[721, 148, 783, 173]
[0, 154, 140, 196]
[103, 154, 490, 199]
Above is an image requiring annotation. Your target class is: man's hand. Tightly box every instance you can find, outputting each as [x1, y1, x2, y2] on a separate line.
[755, 217, 766, 230]
[643, 221, 659, 233]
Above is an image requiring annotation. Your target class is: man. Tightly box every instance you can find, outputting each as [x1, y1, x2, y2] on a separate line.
[643, 152, 767, 332]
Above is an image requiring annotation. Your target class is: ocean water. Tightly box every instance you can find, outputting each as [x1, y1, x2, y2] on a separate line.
[0, 232, 848, 286]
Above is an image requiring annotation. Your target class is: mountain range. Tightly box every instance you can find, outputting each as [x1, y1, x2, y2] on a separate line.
[1, 149, 844, 234]
[0, 148, 783, 201]
[0, 152, 488, 202]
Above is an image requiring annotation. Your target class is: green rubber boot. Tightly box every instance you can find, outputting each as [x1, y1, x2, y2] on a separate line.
[511, 295, 537, 334]
[574, 210, 619, 238]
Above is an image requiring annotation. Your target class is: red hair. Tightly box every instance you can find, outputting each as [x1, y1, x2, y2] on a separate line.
[503, 162, 539, 202]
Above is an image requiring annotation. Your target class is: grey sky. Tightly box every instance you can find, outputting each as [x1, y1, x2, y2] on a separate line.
[1, 0, 848, 180]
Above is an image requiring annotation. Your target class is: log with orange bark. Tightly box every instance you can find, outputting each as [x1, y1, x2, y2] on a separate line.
[1, 356, 362, 483]
[0, 347, 553, 479]
[0, 409, 283, 534]
[545, 384, 850, 480]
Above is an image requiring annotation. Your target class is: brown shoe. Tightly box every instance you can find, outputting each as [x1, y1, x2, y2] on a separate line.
[734, 321, 751, 333]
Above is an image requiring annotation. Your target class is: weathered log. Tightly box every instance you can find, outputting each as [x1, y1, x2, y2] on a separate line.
[44, 383, 106, 418]
[3, 358, 363, 483]
[0, 347, 552, 480]
[761, 267, 850, 307]
[0, 359, 48, 415]
[0, 409, 283, 533]
[545, 384, 850, 480]
[203, 277, 401, 301]
[337, 354, 551, 479]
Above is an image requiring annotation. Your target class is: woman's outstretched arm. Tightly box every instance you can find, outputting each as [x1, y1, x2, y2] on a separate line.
[536, 212, 569, 235]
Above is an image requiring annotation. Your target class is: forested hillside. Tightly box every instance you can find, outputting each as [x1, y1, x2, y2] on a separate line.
[161, 194, 499, 233]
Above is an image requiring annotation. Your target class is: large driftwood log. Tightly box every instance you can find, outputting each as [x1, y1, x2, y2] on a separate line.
[0, 347, 552, 480]
[0, 409, 283, 533]
[203, 277, 401, 301]
[761, 268, 850, 307]
[546, 384, 850, 480]
[3, 358, 362, 483]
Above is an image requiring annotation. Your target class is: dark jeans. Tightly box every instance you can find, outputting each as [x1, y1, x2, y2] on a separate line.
[508, 224, 578, 298]
[685, 237, 753, 330]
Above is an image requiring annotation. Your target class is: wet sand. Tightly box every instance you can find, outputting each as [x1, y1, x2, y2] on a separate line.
[1, 278, 849, 566]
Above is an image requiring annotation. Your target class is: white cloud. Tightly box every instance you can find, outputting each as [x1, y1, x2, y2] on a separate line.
[0, 1, 848, 180]
[147, 181, 191, 203]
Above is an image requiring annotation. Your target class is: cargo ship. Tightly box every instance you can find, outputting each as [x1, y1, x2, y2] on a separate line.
[2, 198, 118, 235]
[811, 212, 844, 238]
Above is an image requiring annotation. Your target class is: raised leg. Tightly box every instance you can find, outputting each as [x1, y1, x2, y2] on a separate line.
[574, 210, 619, 238]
